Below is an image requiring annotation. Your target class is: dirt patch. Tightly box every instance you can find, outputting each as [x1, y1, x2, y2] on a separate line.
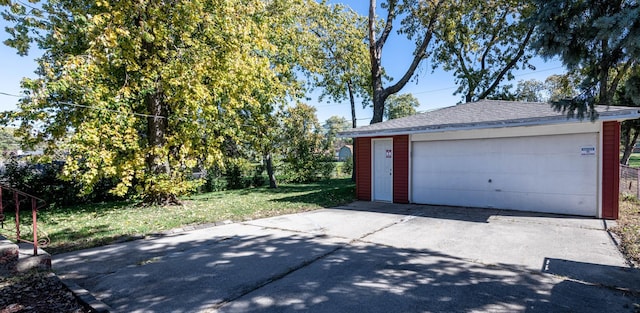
[611, 196, 640, 267]
[0, 270, 88, 313]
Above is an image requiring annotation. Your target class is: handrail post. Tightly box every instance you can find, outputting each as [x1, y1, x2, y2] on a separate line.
[0, 185, 47, 256]
[14, 191, 20, 243]
[0, 187, 3, 227]
[32, 197, 38, 256]
[637, 167, 640, 198]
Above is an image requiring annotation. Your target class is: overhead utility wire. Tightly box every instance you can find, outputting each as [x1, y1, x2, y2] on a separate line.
[56, 101, 166, 119]
[0, 66, 567, 118]
[0, 92, 166, 119]
[412, 66, 565, 96]
[313, 66, 565, 107]
[0, 92, 21, 98]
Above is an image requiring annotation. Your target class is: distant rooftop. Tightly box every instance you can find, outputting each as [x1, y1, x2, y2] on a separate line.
[339, 100, 640, 137]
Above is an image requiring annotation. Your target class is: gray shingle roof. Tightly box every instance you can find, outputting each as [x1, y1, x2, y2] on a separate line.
[340, 100, 640, 137]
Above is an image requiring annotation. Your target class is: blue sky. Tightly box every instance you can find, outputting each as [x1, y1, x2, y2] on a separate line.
[0, 1, 565, 126]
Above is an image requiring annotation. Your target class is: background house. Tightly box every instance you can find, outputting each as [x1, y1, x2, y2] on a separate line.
[337, 145, 352, 161]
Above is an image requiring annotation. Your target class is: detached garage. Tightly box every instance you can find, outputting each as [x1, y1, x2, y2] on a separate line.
[340, 100, 640, 219]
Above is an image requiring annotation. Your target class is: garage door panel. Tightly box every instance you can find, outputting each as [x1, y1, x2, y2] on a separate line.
[497, 193, 594, 216]
[416, 189, 490, 208]
[411, 133, 598, 216]
[414, 172, 493, 191]
[491, 173, 596, 195]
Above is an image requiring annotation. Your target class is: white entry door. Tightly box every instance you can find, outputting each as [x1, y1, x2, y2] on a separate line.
[373, 139, 393, 202]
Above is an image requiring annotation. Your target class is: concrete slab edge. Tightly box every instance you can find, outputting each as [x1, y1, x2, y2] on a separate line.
[56, 274, 114, 313]
[146, 220, 236, 238]
[560, 274, 640, 297]
[602, 219, 639, 268]
[48, 220, 239, 313]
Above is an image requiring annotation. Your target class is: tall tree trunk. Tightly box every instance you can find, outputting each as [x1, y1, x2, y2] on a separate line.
[599, 39, 611, 105]
[347, 80, 357, 182]
[348, 80, 357, 129]
[368, 0, 389, 124]
[265, 153, 277, 188]
[145, 89, 177, 204]
[621, 122, 640, 165]
[370, 87, 388, 124]
[368, 0, 440, 124]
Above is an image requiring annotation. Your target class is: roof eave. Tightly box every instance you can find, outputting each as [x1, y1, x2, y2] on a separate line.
[339, 110, 640, 138]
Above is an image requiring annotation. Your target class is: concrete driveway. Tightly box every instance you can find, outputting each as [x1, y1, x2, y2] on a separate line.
[54, 202, 640, 312]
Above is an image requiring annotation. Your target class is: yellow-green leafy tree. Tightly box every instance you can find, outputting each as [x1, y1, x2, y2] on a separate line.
[281, 103, 334, 183]
[1, 0, 309, 204]
[306, 1, 371, 129]
[433, 0, 536, 103]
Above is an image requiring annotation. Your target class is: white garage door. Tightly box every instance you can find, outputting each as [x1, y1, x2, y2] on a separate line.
[411, 133, 598, 216]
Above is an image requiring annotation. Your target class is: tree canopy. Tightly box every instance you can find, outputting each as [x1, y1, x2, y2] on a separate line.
[532, 0, 640, 118]
[367, 0, 446, 124]
[307, 2, 370, 129]
[280, 103, 334, 182]
[434, 0, 536, 103]
[384, 93, 420, 120]
[1, 0, 313, 203]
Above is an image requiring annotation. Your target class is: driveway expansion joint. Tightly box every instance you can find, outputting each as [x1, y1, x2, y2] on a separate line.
[240, 222, 340, 239]
[357, 214, 425, 241]
[53, 204, 639, 312]
[208, 244, 345, 311]
[213, 214, 418, 311]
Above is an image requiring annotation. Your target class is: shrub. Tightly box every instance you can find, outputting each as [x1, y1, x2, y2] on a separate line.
[0, 157, 123, 206]
[281, 155, 335, 183]
[200, 160, 265, 192]
[341, 156, 353, 176]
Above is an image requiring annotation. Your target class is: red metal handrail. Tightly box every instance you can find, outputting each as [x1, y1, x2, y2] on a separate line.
[0, 185, 48, 256]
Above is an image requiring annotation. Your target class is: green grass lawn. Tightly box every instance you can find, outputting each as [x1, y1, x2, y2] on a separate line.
[628, 154, 640, 168]
[1, 178, 355, 255]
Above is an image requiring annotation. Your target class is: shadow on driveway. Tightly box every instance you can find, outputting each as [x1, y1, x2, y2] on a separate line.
[327, 201, 600, 224]
[543, 257, 640, 291]
[55, 222, 639, 313]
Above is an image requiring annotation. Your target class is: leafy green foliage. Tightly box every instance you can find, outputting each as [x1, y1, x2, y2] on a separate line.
[280, 103, 335, 182]
[544, 74, 581, 102]
[0, 127, 19, 155]
[367, 0, 444, 123]
[532, 0, 640, 117]
[617, 68, 640, 165]
[367, 0, 534, 121]
[323, 116, 350, 139]
[341, 156, 353, 176]
[532, 0, 640, 162]
[384, 93, 419, 120]
[8, 178, 355, 254]
[490, 73, 583, 103]
[434, 0, 536, 103]
[512, 79, 546, 102]
[307, 2, 371, 128]
[323, 115, 350, 152]
[1, 157, 123, 206]
[1, 0, 312, 203]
